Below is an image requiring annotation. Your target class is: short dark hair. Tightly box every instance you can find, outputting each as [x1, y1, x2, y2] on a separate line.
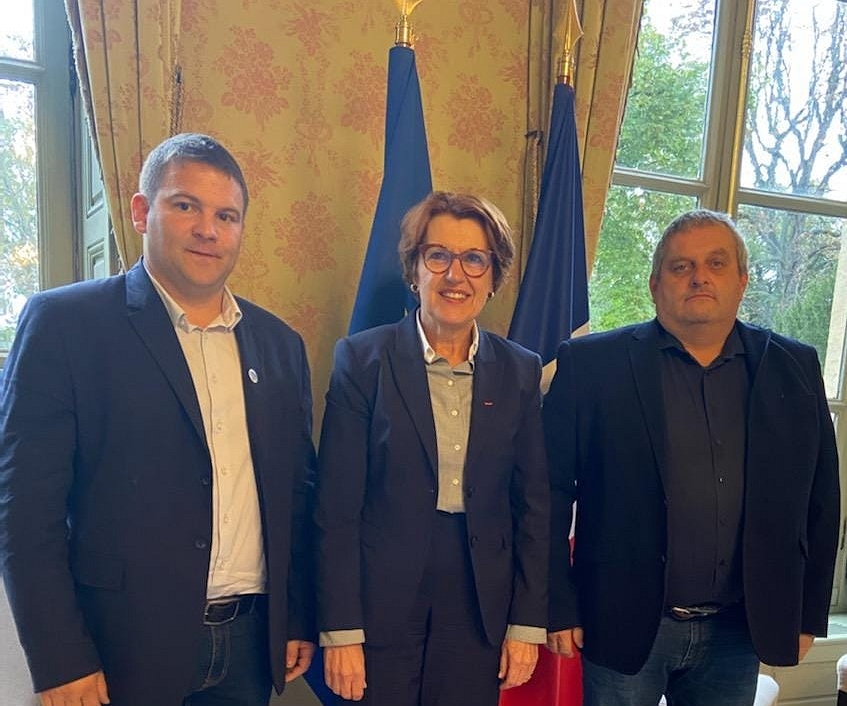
[138, 133, 249, 214]
[651, 209, 748, 279]
[398, 191, 515, 293]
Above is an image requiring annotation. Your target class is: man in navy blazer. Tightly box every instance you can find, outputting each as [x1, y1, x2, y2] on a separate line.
[545, 210, 839, 706]
[0, 134, 316, 706]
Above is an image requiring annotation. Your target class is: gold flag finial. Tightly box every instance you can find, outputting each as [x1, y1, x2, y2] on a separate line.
[394, 0, 425, 47]
[557, 0, 584, 85]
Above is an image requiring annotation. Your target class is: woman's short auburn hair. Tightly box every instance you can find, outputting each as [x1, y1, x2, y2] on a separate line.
[398, 191, 515, 293]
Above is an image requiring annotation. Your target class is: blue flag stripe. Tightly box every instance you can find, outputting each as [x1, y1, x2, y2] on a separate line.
[508, 82, 589, 362]
[348, 45, 433, 335]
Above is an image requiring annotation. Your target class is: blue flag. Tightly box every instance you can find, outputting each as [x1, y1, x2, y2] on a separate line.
[348, 45, 433, 334]
[508, 82, 589, 364]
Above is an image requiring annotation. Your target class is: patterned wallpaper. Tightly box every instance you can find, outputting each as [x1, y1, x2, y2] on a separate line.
[173, 0, 550, 413]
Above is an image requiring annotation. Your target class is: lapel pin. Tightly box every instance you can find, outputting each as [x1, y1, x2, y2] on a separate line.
[483, 400, 494, 406]
[248, 368, 259, 383]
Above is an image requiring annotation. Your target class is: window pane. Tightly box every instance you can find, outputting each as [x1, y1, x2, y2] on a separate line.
[0, 79, 39, 351]
[0, 1, 34, 61]
[742, 0, 847, 201]
[615, 0, 715, 179]
[589, 186, 697, 331]
[737, 204, 847, 398]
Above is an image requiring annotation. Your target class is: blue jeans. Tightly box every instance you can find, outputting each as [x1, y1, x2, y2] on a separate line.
[582, 609, 760, 706]
[182, 603, 272, 706]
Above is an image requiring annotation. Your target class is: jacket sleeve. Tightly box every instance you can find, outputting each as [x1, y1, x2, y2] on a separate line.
[0, 295, 102, 692]
[800, 346, 840, 636]
[286, 333, 318, 641]
[507, 353, 551, 630]
[542, 342, 580, 632]
[314, 337, 370, 633]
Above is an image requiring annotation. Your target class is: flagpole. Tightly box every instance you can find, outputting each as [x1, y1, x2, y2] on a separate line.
[558, 0, 583, 86]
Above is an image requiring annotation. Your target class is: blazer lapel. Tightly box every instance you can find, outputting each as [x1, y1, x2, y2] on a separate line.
[628, 321, 667, 480]
[125, 262, 207, 447]
[736, 320, 770, 386]
[390, 313, 439, 473]
[465, 331, 502, 473]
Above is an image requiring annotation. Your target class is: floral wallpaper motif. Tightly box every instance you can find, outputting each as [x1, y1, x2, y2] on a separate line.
[70, 0, 638, 425]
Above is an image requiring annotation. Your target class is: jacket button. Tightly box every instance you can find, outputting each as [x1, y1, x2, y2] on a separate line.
[470, 535, 478, 547]
[201, 477, 210, 486]
[465, 486, 475, 498]
[194, 539, 208, 549]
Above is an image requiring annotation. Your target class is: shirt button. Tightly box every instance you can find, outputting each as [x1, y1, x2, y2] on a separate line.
[223, 514, 230, 524]
[215, 421, 223, 432]
[450, 409, 458, 417]
[453, 444, 461, 451]
[718, 477, 724, 484]
[451, 478, 460, 486]
[447, 380, 454, 387]
[221, 467, 228, 476]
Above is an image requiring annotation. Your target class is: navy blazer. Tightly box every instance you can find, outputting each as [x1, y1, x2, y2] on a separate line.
[545, 320, 840, 673]
[315, 312, 549, 646]
[0, 262, 316, 705]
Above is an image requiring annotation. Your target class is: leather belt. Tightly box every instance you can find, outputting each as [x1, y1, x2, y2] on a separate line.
[667, 604, 723, 621]
[203, 594, 264, 626]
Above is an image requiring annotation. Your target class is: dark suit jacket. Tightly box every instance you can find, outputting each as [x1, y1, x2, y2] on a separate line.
[545, 320, 840, 673]
[315, 312, 549, 646]
[0, 262, 316, 705]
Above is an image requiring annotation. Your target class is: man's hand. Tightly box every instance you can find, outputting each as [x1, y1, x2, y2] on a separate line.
[498, 639, 538, 689]
[325, 644, 366, 701]
[38, 670, 109, 706]
[547, 627, 583, 657]
[798, 633, 815, 662]
[284, 640, 315, 682]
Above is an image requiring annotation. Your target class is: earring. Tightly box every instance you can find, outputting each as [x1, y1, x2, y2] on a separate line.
[410, 283, 419, 293]
[487, 291, 494, 300]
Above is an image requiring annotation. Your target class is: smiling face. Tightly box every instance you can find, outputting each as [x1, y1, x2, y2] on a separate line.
[131, 160, 245, 312]
[649, 224, 748, 339]
[415, 214, 494, 340]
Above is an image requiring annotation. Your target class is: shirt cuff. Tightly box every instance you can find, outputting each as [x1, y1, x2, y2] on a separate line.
[319, 629, 366, 647]
[505, 624, 547, 644]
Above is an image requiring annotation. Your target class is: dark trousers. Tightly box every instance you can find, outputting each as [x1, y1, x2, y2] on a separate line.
[358, 511, 501, 706]
[583, 607, 759, 706]
[182, 597, 272, 706]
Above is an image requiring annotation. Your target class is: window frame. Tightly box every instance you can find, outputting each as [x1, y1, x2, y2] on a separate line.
[0, 0, 78, 363]
[603, 0, 847, 611]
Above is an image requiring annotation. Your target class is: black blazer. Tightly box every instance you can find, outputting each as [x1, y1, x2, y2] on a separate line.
[545, 320, 840, 673]
[315, 312, 549, 646]
[0, 262, 316, 705]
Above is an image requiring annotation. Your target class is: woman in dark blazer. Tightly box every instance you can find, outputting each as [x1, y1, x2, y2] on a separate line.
[315, 192, 550, 706]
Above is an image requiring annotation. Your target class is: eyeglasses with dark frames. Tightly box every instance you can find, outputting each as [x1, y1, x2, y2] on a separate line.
[418, 244, 494, 278]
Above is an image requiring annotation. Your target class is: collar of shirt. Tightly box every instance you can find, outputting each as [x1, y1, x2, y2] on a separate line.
[415, 309, 479, 367]
[652, 318, 745, 365]
[144, 260, 242, 333]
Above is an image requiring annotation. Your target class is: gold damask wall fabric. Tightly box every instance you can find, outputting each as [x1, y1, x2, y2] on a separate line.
[65, 0, 641, 418]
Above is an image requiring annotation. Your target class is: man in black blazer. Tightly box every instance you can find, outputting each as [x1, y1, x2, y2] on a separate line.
[0, 134, 316, 706]
[545, 210, 839, 706]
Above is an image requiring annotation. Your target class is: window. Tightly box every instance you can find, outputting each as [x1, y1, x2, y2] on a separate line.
[0, 0, 76, 358]
[591, 0, 847, 608]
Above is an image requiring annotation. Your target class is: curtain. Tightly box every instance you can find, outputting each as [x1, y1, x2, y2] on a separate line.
[65, 0, 183, 269]
[574, 0, 644, 272]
